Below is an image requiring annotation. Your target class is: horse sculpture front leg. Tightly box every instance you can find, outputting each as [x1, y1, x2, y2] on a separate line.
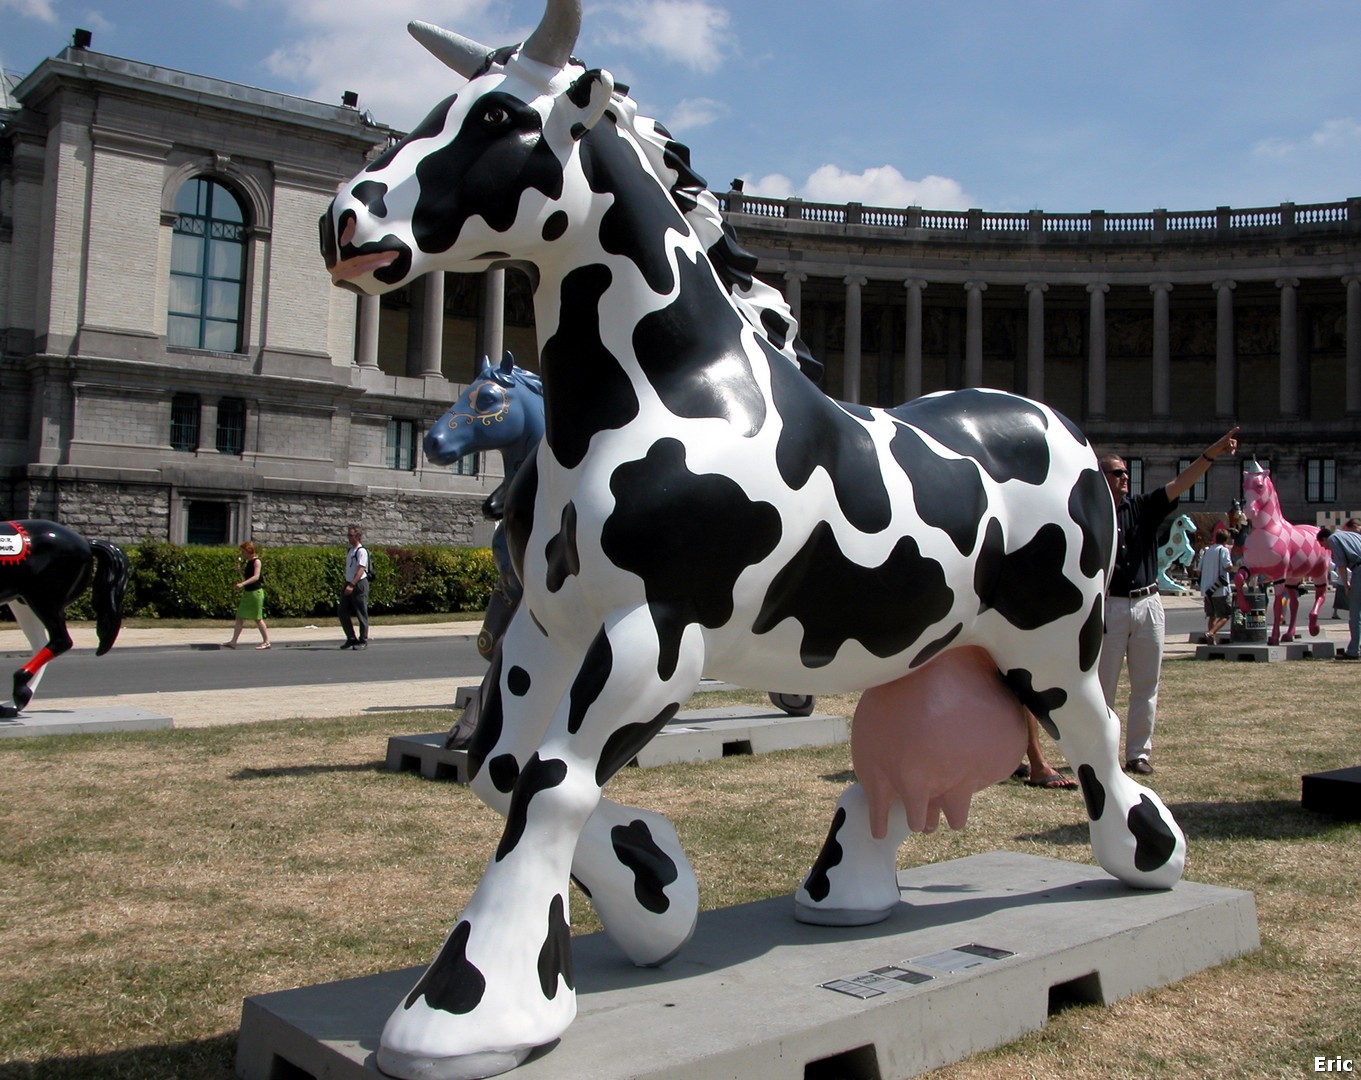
[467, 612, 700, 968]
[378, 606, 705, 1080]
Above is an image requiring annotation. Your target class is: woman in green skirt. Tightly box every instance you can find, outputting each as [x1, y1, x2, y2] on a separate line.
[224, 541, 271, 650]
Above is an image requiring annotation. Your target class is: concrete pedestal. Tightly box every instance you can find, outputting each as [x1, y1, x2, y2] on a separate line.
[236, 851, 1258, 1080]
[0, 705, 172, 738]
[387, 705, 848, 783]
[1196, 640, 1335, 662]
[1301, 766, 1361, 820]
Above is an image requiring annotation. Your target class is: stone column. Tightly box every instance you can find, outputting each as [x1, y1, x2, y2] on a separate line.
[1086, 282, 1109, 419]
[903, 278, 927, 400]
[843, 275, 866, 402]
[420, 271, 445, 377]
[783, 270, 806, 324]
[1213, 279, 1237, 418]
[1345, 274, 1361, 415]
[356, 294, 380, 369]
[480, 267, 506, 367]
[1276, 277, 1300, 418]
[964, 281, 987, 387]
[1150, 282, 1173, 417]
[1026, 281, 1048, 400]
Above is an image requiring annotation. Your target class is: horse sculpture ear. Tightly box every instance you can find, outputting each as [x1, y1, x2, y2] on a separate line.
[565, 68, 615, 139]
[499, 351, 516, 377]
[477, 355, 494, 378]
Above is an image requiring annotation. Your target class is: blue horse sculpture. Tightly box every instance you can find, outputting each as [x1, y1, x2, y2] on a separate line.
[1, 520, 129, 717]
[425, 351, 544, 661]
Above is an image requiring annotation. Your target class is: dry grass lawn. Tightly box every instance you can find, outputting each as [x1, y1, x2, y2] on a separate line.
[1, 656, 1358, 1078]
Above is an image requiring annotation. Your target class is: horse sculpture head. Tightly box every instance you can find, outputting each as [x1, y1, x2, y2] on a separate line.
[321, 0, 616, 295]
[1242, 459, 1277, 522]
[425, 351, 545, 468]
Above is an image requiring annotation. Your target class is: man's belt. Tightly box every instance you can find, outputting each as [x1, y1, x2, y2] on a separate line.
[1113, 584, 1159, 599]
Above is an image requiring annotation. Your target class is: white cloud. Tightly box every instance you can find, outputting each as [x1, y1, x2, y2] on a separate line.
[1310, 117, 1361, 148]
[593, 1, 734, 74]
[261, 1, 506, 130]
[0, 0, 57, 20]
[1254, 117, 1361, 160]
[663, 95, 725, 133]
[744, 173, 795, 199]
[747, 165, 974, 210]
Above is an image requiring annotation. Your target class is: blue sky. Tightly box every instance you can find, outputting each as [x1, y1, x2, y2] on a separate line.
[3, 0, 1360, 214]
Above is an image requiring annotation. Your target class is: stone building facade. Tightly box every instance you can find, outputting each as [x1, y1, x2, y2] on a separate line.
[719, 191, 1361, 523]
[0, 44, 508, 549]
[3, 42, 1358, 545]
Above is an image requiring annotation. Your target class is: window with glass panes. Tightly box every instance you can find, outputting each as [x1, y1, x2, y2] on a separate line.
[170, 393, 201, 451]
[216, 398, 246, 455]
[1306, 458, 1336, 503]
[1176, 459, 1207, 502]
[169, 178, 246, 352]
[1127, 458, 1144, 494]
[386, 419, 418, 470]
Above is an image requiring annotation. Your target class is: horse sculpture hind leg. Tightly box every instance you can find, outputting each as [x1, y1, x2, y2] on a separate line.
[2, 598, 64, 716]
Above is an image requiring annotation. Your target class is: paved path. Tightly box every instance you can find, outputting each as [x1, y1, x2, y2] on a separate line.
[1, 620, 485, 728]
[2, 595, 1350, 729]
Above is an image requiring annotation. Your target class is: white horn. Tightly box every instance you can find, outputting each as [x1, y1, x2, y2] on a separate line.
[521, 0, 581, 69]
[409, 20, 491, 79]
[1244, 459, 1265, 474]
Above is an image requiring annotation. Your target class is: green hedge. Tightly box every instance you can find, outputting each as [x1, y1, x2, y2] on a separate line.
[38, 542, 497, 621]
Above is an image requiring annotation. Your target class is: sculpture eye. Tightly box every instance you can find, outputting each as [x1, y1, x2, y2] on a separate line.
[475, 386, 504, 412]
[483, 106, 510, 126]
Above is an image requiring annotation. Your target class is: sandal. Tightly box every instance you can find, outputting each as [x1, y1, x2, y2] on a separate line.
[256, 643, 271, 650]
[222, 642, 237, 650]
[1025, 772, 1078, 790]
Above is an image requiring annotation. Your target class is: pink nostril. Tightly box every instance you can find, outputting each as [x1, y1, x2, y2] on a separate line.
[339, 217, 356, 247]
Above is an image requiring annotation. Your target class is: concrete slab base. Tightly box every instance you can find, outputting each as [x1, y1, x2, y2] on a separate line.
[385, 733, 471, 782]
[1301, 765, 1361, 820]
[386, 706, 848, 783]
[633, 706, 847, 767]
[0, 704, 173, 739]
[1196, 640, 1334, 661]
[236, 851, 1258, 1080]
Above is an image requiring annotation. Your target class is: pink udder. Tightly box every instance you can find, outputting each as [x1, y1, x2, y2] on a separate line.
[852, 646, 1029, 837]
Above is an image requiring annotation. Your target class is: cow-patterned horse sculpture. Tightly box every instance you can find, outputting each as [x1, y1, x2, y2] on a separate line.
[1, 520, 129, 718]
[1155, 514, 1197, 595]
[1236, 461, 1330, 644]
[321, 5, 1186, 1075]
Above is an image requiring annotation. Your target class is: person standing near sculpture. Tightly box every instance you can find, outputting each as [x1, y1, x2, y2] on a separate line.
[339, 525, 370, 650]
[1317, 524, 1361, 659]
[1198, 528, 1234, 644]
[224, 541, 270, 650]
[1099, 427, 1240, 774]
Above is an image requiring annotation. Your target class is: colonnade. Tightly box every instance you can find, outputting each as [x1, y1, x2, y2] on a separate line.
[785, 271, 1361, 418]
[349, 266, 1361, 425]
[353, 267, 507, 378]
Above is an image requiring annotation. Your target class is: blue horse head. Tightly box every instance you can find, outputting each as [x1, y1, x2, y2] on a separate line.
[424, 352, 545, 478]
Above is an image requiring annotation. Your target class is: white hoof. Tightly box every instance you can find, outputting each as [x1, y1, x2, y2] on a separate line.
[795, 785, 907, 925]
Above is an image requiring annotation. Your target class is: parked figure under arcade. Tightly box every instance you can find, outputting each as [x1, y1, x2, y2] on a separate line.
[1099, 427, 1240, 774]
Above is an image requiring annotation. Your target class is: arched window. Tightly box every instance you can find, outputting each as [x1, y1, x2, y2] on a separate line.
[169, 177, 246, 352]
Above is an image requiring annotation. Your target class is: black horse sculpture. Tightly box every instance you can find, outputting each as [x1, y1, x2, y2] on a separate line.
[0, 520, 130, 718]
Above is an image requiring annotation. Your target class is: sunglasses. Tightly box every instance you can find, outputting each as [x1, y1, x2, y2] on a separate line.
[1105, 468, 1129, 478]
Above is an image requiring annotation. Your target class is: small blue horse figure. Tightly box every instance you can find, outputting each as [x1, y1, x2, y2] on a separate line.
[0, 520, 130, 718]
[426, 351, 544, 662]
[322, 4, 1187, 1075]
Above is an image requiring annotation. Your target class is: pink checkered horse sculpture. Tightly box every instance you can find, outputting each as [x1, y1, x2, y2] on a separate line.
[1235, 462, 1330, 644]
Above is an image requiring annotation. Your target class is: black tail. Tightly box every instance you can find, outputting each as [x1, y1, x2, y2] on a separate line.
[89, 540, 131, 656]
